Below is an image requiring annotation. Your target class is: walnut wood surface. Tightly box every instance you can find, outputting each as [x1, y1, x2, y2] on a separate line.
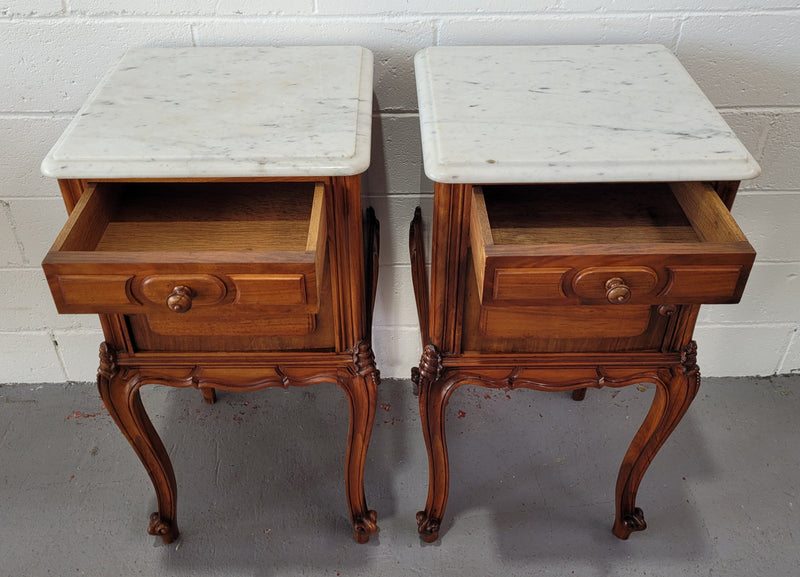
[58, 178, 87, 213]
[470, 182, 755, 308]
[43, 181, 329, 316]
[480, 183, 700, 245]
[46, 176, 380, 544]
[429, 182, 472, 354]
[410, 207, 431, 349]
[363, 207, 380, 342]
[412, 179, 750, 543]
[462, 256, 676, 354]
[127, 256, 337, 352]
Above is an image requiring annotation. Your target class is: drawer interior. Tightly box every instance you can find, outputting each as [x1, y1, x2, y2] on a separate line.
[475, 181, 749, 247]
[482, 183, 701, 246]
[56, 181, 324, 254]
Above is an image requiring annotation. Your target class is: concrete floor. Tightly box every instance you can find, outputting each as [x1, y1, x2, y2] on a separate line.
[0, 375, 797, 576]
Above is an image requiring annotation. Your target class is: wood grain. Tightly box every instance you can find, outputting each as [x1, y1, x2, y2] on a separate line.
[413, 176, 753, 544]
[42, 174, 379, 544]
[468, 182, 756, 307]
[480, 183, 699, 246]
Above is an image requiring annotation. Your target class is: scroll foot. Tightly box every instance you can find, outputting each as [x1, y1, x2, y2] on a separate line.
[416, 510, 441, 543]
[613, 507, 647, 539]
[148, 512, 179, 544]
[353, 510, 378, 544]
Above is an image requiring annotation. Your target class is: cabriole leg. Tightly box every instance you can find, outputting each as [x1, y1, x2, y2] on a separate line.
[415, 345, 462, 543]
[96, 343, 179, 544]
[613, 343, 700, 539]
[338, 341, 380, 543]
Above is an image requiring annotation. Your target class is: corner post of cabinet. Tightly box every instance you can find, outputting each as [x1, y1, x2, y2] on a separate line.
[328, 175, 368, 352]
[429, 182, 472, 354]
[710, 180, 741, 210]
[660, 304, 701, 354]
[58, 179, 87, 214]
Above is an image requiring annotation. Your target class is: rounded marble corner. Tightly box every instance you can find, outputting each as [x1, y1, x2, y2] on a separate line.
[344, 153, 372, 177]
[40, 156, 59, 178]
[413, 47, 433, 67]
[739, 157, 762, 181]
[420, 162, 462, 184]
[358, 45, 375, 66]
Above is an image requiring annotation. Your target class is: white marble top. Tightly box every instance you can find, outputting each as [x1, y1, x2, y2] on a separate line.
[42, 46, 373, 178]
[415, 45, 760, 183]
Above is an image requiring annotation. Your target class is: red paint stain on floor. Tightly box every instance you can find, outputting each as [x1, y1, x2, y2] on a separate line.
[65, 411, 101, 421]
[457, 410, 466, 419]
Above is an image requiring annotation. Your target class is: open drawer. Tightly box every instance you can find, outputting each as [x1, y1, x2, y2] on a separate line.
[469, 182, 755, 308]
[42, 181, 327, 315]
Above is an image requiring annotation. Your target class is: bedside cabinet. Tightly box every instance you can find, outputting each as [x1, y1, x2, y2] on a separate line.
[41, 46, 380, 544]
[410, 45, 759, 542]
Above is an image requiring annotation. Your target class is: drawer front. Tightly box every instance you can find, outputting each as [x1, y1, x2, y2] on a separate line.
[126, 263, 337, 352]
[492, 268, 570, 300]
[482, 257, 750, 307]
[461, 259, 675, 354]
[42, 180, 326, 314]
[470, 182, 755, 307]
[47, 269, 320, 314]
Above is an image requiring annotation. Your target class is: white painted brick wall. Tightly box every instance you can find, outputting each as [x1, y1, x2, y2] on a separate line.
[1, 1, 798, 383]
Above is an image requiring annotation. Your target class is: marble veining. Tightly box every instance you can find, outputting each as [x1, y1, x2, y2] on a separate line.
[42, 46, 373, 178]
[415, 45, 760, 183]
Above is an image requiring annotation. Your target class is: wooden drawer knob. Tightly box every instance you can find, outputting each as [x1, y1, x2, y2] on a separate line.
[166, 286, 194, 313]
[605, 277, 631, 304]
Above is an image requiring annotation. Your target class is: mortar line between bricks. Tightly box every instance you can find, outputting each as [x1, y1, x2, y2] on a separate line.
[0, 196, 68, 200]
[3, 108, 794, 121]
[756, 119, 773, 158]
[1, 201, 28, 266]
[0, 112, 75, 119]
[696, 322, 798, 329]
[373, 111, 419, 116]
[717, 106, 800, 112]
[745, 260, 800, 265]
[369, 263, 414, 269]
[0, 7, 800, 25]
[674, 13, 687, 50]
[748, 260, 800, 266]
[0, 329, 68, 335]
[48, 330, 71, 382]
[9, 107, 793, 118]
[738, 190, 800, 196]
[0, 265, 47, 272]
[3, 9, 798, 21]
[777, 328, 798, 373]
